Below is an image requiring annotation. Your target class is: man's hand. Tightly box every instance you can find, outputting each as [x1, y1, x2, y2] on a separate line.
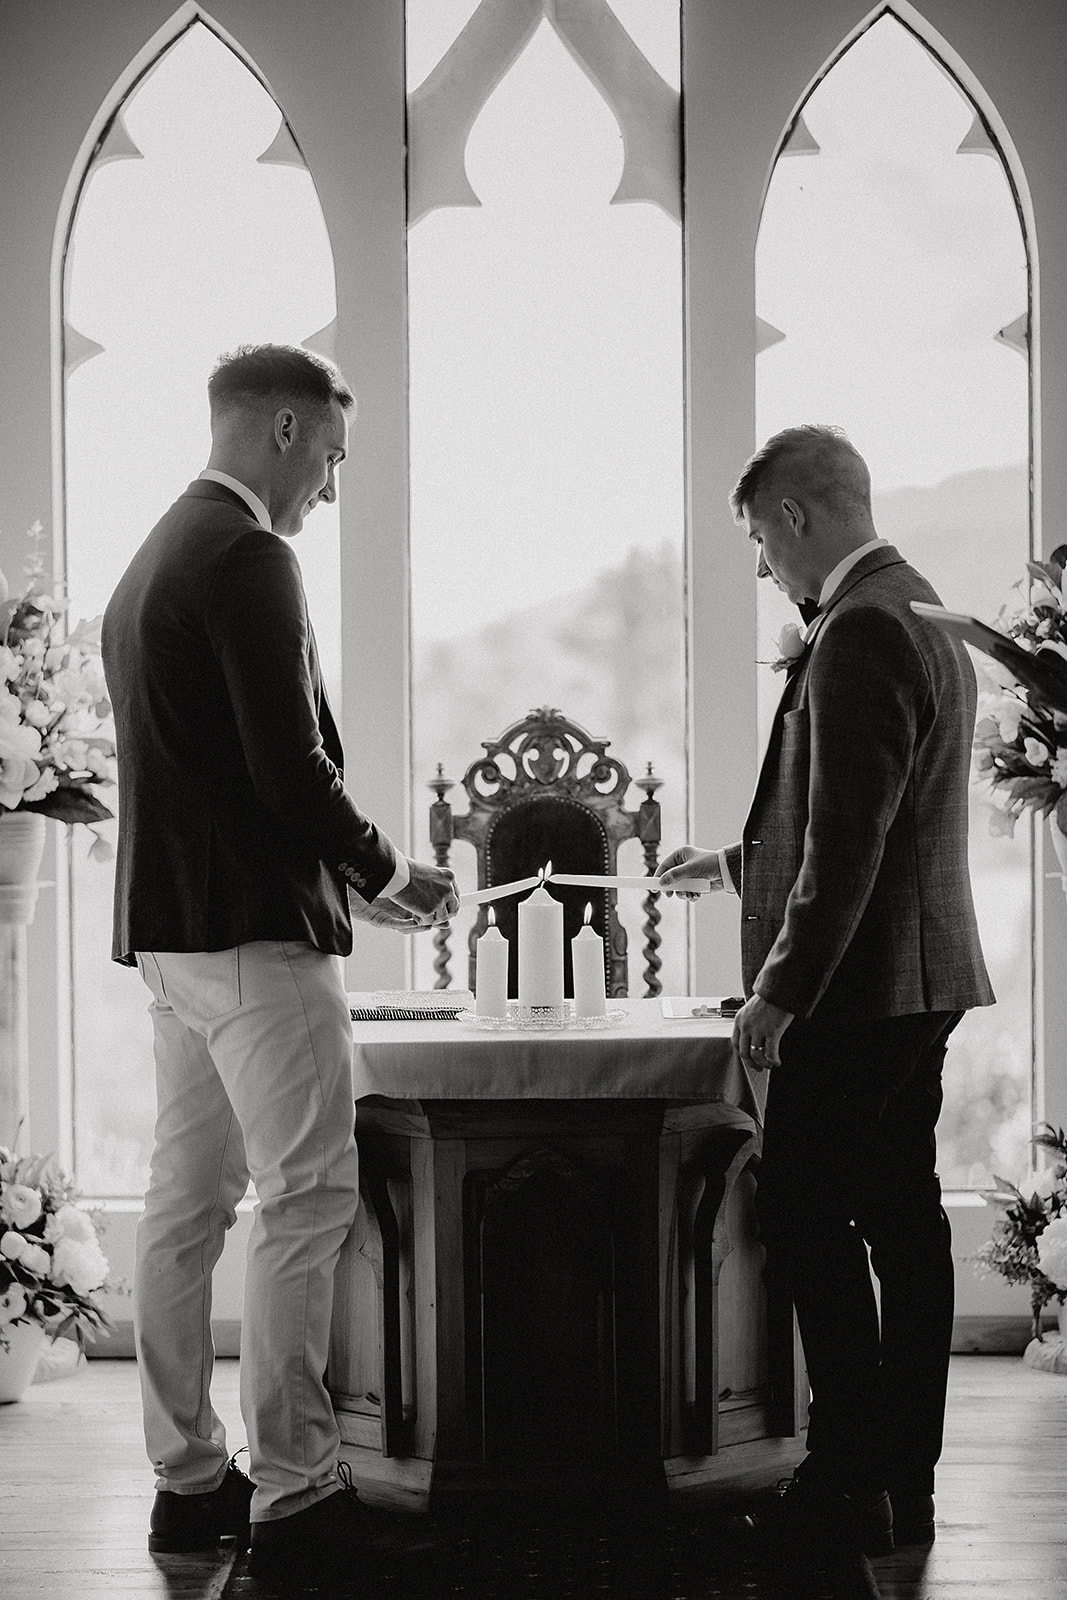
[349, 895, 429, 933]
[390, 860, 459, 926]
[732, 993, 794, 1072]
[657, 845, 723, 899]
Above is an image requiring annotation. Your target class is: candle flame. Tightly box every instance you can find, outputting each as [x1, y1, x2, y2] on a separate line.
[541, 861, 552, 882]
[487, 905, 497, 927]
[583, 902, 593, 926]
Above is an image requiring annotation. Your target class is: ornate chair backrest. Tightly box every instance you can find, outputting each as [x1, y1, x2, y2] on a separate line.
[429, 708, 663, 998]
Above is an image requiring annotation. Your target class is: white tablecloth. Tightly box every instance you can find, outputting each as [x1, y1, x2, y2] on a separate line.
[351, 998, 762, 1118]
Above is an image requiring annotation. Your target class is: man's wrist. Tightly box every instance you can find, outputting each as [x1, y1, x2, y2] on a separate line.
[377, 850, 410, 901]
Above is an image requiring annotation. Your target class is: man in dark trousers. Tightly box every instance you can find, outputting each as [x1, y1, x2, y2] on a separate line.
[659, 425, 993, 1559]
[102, 344, 457, 1583]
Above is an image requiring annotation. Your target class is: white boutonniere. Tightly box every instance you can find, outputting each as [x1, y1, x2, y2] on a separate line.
[770, 621, 806, 673]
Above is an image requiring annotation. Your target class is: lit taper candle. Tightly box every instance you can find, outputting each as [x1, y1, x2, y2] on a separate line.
[474, 905, 509, 1018]
[572, 902, 606, 1019]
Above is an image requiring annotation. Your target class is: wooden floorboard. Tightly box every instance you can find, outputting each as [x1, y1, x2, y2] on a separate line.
[2, 1355, 1067, 1598]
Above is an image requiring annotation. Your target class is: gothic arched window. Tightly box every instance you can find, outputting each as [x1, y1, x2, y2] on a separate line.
[61, 18, 340, 1193]
[404, 0, 687, 992]
[755, 12, 1032, 1187]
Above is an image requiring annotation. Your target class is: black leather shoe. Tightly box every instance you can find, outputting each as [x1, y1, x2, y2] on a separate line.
[890, 1491, 935, 1544]
[247, 1464, 448, 1584]
[755, 1473, 895, 1559]
[149, 1455, 255, 1553]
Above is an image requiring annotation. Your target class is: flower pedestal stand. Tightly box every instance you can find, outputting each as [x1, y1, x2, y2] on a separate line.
[0, 1320, 46, 1403]
[0, 812, 47, 1145]
[1023, 1301, 1067, 1376]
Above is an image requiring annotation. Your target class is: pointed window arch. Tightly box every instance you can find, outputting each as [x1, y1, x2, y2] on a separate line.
[404, 0, 686, 994]
[754, 9, 1032, 1187]
[60, 16, 340, 1194]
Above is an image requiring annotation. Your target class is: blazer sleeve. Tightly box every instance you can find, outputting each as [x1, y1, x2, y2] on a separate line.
[205, 530, 396, 902]
[753, 605, 927, 1015]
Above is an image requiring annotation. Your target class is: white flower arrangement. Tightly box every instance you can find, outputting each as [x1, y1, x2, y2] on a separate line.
[0, 1145, 117, 1352]
[976, 1123, 1067, 1339]
[0, 521, 116, 858]
[973, 547, 1067, 839]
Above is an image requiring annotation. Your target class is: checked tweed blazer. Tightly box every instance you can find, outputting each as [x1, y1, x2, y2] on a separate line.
[102, 479, 398, 965]
[724, 545, 994, 1022]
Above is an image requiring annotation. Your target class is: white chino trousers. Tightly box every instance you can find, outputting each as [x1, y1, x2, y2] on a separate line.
[134, 940, 358, 1521]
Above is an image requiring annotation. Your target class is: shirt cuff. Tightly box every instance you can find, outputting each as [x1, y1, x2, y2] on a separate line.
[717, 847, 738, 896]
[377, 851, 410, 901]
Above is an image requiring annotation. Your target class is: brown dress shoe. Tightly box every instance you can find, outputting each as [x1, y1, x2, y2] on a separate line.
[148, 1456, 254, 1553]
[248, 1464, 448, 1583]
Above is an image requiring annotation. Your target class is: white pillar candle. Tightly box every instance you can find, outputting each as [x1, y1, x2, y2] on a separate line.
[474, 908, 510, 1018]
[572, 904, 606, 1018]
[517, 881, 564, 1010]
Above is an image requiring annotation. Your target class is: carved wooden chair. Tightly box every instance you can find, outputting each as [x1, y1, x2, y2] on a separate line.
[428, 707, 664, 998]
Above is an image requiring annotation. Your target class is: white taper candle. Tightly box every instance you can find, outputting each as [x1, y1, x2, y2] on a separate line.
[474, 907, 509, 1018]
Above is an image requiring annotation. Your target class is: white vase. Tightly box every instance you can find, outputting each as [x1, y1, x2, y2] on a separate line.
[1022, 1299, 1067, 1375]
[0, 1320, 46, 1402]
[0, 810, 47, 926]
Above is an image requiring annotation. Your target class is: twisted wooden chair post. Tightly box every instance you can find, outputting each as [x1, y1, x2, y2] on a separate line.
[636, 763, 663, 998]
[428, 764, 455, 990]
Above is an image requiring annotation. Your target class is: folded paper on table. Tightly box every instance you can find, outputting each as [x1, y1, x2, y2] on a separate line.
[910, 601, 1067, 713]
[661, 996, 744, 1019]
[459, 873, 711, 905]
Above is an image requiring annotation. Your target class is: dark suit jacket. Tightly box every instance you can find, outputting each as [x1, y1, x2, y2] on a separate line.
[725, 545, 994, 1021]
[102, 479, 397, 964]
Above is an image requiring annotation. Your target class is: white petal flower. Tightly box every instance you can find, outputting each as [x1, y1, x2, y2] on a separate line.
[1024, 737, 1049, 767]
[50, 1234, 108, 1297]
[20, 1242, 50, 1279]
[1037, 1214, 1067, 1290]
[0, 1182, 43, 1229]
[44, 1203, 96, 1245]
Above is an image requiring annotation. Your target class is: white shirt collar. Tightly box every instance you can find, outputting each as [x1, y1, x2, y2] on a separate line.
[818, 538, 888, 608]
[198, 469, 272, 533]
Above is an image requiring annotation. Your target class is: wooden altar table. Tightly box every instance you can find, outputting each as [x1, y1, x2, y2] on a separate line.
[329, 1000, 808, 1510]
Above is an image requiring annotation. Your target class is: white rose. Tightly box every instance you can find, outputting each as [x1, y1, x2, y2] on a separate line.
[1024, 737, 1049, 767]
[776, 622, 805, 659]
[50, 1234, 108, 1297]
[1, 1229, 30, 1261]
[20, 1242, 50, 1278]
[1037, 1214, 1067, 1290]
[44, 1203, 96, 1245]
[1, 1182, 43, 1229]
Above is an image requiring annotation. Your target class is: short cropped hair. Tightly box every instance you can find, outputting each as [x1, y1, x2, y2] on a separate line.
[208, 343, 355, 418]
[730, 424, 871, 523]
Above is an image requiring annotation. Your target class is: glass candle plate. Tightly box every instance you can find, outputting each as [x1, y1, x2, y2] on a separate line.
[457, 1001, 626, 1032]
